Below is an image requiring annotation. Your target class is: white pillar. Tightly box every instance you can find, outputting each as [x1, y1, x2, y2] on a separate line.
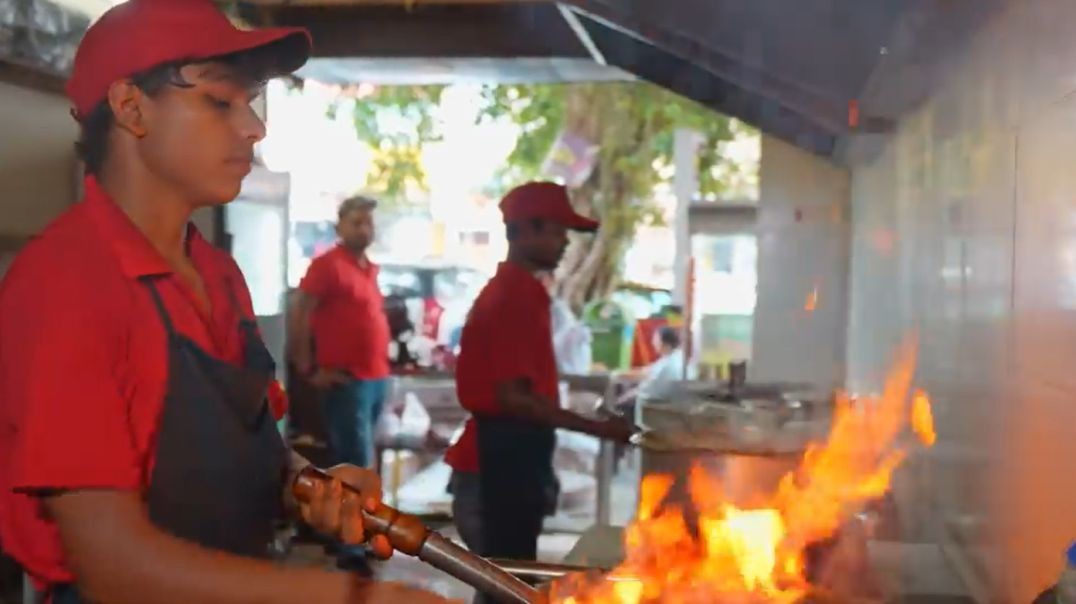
[672, 129, 702, 306]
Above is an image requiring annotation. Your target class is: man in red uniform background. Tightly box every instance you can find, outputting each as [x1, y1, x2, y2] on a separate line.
[0, 2, 445, 602]
[290, 195, 391, 471]
[445, 181, 634, 604]
[289, 196, 391, 571]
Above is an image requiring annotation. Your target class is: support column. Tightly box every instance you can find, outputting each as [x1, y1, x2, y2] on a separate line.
[672, 129, 701, 307]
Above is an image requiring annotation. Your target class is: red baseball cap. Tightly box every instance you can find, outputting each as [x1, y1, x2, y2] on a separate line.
[66, 0, 312, 120]
[499, 181, 600, 232]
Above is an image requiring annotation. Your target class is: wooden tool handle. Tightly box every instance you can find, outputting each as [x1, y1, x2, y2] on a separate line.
[292, 465, 429, 556]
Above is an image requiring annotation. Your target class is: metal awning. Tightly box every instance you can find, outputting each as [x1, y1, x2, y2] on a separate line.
[3, 0, 1003, 159]
[238, 0, 1000, 158]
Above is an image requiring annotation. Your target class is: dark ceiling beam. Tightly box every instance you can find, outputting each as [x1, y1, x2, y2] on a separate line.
[565, 0, 849, 137]
[583, 20, 836, 156]
[241, 2, 590, 59]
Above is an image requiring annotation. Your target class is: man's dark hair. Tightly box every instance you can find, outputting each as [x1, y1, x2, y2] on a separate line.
[658, 326, 681, 349]
[505, 218, 548, 242]
[76, 63, 189, 175]
[76, 46, 284, 175]
[337, 195, 378, 221]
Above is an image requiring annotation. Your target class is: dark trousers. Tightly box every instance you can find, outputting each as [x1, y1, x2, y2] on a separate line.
[450, 471, 485, 555]
[323, 378, 387, 468]
[451, 471, 544, 604]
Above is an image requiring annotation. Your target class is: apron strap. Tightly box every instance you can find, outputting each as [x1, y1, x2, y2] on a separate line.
[222, 278, 261, 335]
[220, 279, 272, 370]
[140, 278, 177, 337]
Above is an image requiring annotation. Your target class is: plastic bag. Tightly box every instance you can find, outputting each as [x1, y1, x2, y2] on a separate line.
[375, 392, 431, 448]
[399, 392, 431, 439]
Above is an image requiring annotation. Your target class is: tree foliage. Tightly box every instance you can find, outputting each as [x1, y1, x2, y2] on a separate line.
[346, 85, 447, 204]
[477, 82, 748, 205]
[341, 81, 758, 309]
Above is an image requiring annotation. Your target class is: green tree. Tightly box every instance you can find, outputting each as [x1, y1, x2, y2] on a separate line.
[344, 81, 757, 310]
[346, 84, 447, 208]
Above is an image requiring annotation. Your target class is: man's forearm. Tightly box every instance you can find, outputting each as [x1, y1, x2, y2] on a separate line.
[289, 325, 314, 374]
[48, 491, 369, 604]
[545, 406, 609, 437]
[498, 390, 607, 437]
[286, 299, 315, 373]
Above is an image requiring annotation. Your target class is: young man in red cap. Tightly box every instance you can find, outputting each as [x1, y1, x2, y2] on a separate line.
[0, 1, 448, 603]
[445, 181, 634, 603]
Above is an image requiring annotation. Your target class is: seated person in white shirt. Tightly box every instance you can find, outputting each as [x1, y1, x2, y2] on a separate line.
[617, 326, 685, 407]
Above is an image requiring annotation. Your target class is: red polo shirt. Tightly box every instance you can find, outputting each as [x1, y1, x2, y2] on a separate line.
[299, 246, 390, 380]
[0, 177, 280, 588]
[444, 262, 559, 473]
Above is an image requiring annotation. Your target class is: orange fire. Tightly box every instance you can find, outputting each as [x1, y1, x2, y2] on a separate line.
[911, 390, 936, 446]
[804, 287, 819, 313]
[550, 338, 933, 604]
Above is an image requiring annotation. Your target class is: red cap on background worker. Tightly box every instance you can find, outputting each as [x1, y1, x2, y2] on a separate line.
[497, 181, 600, 233]
[445, 181, 632, 603]
[0, 1, 447, 603]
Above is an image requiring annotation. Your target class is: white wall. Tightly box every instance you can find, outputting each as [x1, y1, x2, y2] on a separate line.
[846, 1, 1076, 599]
[0, 81, 78, 238]
[750, 135, 850, 394]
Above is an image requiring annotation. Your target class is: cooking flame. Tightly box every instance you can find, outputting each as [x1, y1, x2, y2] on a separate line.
[911, 390, 936, 446]
[550, 337, 933, 604]
[804, 287, 819, 312]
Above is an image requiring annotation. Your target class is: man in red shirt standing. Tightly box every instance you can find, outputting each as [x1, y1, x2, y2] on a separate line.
[0, 1, 445, 603]
[445, 182, 634, 603]
[290, 195, 391, 471]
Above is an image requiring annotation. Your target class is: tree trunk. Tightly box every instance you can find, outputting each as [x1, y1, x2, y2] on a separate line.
[553, 84, 663, 315]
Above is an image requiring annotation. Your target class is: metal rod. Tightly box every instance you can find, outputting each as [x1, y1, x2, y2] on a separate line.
[596, 440, 614, 526]
[557, 4, 607, 66]
[594, 376, 618, 527]
[420, 534, 542, 604]
[487, 559, 639, 584]
[487, 559, 607, 581]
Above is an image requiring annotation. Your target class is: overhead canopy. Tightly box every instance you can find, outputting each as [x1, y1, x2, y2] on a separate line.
[3, 0, 1001, 159]
[237, 0, 1002, 158]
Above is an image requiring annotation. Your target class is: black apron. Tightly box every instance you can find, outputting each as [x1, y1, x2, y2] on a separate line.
[52, 278, 287, 603]
[475, 414, 556, 561]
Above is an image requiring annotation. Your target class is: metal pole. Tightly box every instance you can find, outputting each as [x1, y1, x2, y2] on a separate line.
[594, 376, 617, 527]
[671, 129, 701, 308]
[595, 440, 614, 527]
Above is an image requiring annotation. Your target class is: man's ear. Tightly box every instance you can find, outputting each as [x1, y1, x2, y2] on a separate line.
[106, 80, 148, 138]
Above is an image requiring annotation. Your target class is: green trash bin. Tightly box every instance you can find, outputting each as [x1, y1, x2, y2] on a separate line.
[582, 299, 633, 370]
